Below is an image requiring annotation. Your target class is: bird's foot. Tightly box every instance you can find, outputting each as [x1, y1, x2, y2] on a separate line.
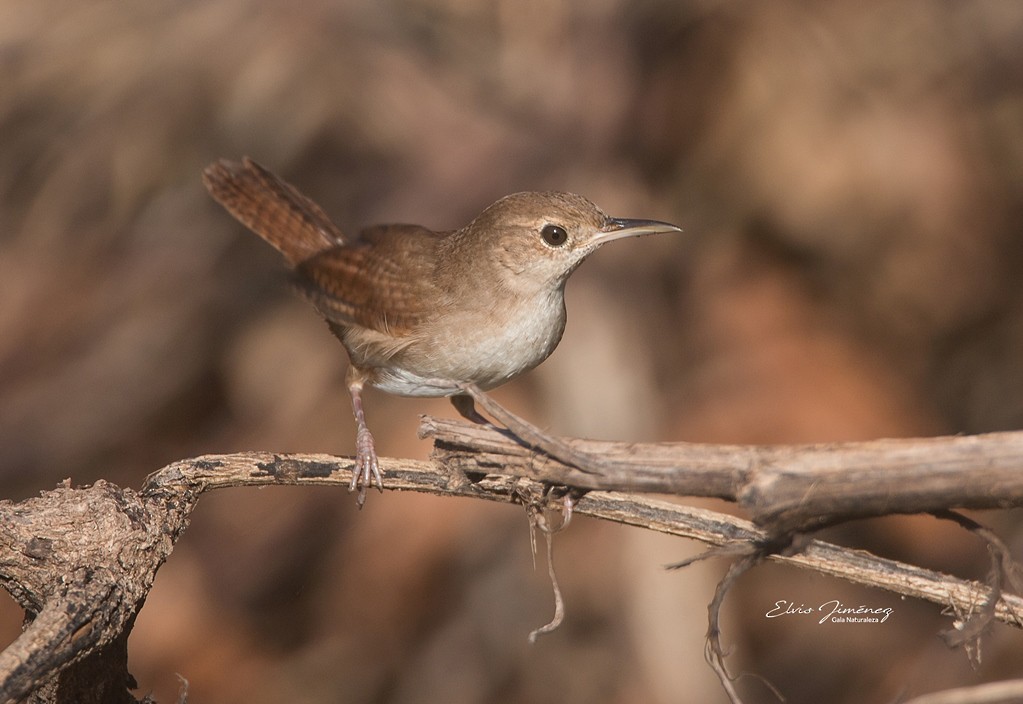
[541, 485, 581, 532]
[351, 425, 383, 508]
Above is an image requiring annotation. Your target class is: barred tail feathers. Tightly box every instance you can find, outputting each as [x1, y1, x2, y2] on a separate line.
[202, 157, 345, 265]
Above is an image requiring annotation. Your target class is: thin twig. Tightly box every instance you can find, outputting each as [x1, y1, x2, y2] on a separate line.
[527, 517, 564, 644]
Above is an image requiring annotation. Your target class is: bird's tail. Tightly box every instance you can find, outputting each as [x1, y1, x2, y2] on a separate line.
[202, 157, 345, 265]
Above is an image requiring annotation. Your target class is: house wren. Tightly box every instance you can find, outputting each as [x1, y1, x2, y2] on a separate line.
[203, 158, 682, 506]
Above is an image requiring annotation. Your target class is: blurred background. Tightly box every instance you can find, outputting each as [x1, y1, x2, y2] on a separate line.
[2, 0, 1023, 702]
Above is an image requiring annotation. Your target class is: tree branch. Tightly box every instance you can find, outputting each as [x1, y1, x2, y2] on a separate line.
[145, 449, 1023, 629]
[421, 416, 1023, 533]
[3, 419, 1023, 702]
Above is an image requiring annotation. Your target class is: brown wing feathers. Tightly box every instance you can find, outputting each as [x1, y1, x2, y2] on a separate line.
[203, 158, 433, 336]
[294, 244, 431, 335]
[202, 157, 345, 265]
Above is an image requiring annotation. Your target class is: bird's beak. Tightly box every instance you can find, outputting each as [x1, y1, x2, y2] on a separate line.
[590, 217, 683, 246]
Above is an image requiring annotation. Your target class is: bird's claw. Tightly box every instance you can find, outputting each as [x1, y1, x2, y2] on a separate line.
[351, 426, 383, 508]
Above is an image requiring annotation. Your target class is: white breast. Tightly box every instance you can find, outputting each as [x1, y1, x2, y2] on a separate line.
[371, 288, 567, 397]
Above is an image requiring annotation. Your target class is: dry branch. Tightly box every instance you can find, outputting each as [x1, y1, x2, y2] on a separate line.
[422, 416, 1023, 532]
[2, 419, 1023, 702]
[148, 450, 1023, 627]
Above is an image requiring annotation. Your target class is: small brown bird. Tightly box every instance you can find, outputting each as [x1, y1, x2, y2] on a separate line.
[203, 158, 682, 505]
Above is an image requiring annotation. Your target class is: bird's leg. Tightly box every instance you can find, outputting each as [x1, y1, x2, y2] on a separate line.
[456, 383, 611, 475]
[450, 394, 583, 523]
[450, 393, 492, 425]
[347, 367, 383, 507]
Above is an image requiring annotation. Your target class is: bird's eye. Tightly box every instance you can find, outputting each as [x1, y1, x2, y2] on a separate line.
[541, 224, 569, 247]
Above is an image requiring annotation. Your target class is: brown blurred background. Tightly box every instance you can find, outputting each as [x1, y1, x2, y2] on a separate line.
[2, 1, 1023, 702]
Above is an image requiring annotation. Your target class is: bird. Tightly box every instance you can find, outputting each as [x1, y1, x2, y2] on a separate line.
[202, 157, 682, 506]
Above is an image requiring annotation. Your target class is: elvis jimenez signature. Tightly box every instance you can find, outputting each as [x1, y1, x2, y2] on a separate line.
[766, 599, 893, 624]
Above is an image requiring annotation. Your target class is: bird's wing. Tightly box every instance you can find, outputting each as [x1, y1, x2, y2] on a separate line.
[293, 224, 444, 336]
[203, 157, 346, 264]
